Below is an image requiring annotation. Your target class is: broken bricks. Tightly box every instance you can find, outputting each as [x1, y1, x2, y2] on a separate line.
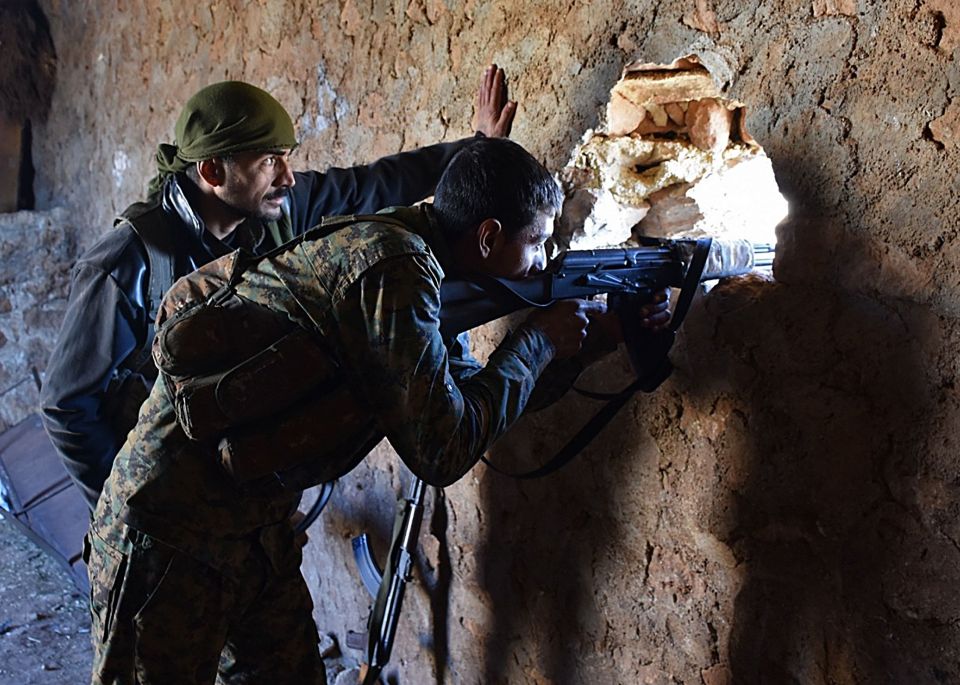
[555, 55, 786, 250]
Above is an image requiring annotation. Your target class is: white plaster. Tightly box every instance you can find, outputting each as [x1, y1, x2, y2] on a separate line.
[299, 63, 351, 139]
[112, 150, 130, 190]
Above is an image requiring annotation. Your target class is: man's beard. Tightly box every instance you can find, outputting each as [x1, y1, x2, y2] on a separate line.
[222, 187, 289, 221]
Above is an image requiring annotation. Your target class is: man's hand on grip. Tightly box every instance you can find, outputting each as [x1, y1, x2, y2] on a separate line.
[526, 299, 605, 359]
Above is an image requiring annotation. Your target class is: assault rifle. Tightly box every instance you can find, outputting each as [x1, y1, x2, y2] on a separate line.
[347, 237, 773, 684]
[438, 237, 771, 338]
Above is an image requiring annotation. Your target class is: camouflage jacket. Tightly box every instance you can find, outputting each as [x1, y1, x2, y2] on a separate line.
[95, 205, 559, 578]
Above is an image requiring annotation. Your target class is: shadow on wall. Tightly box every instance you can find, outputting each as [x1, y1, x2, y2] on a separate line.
[710, 250, 955, 680]
[476, 391, 652, 684]
[471, 334, 701, 685]
[686, 139, 955, 683]
[465, 178, 955, 683]
[699, 275, 943, 684]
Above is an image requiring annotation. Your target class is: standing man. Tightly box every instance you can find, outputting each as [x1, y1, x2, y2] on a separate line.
[87, 137, 670, 684]
[41, 66, 517, 510]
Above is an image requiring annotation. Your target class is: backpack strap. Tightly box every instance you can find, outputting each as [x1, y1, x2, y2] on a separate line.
[116, 211, 176, 377]
[224, 213, 412, 291]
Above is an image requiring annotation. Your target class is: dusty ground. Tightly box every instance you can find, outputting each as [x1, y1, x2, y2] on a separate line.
[0, 505, 360, 685]
[0, 510, 91, 685]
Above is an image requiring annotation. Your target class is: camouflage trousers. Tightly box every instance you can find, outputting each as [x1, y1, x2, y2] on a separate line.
[83, 524, 326, 685]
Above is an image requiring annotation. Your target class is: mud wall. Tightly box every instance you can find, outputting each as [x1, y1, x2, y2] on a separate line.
[31, 1, 960, 683]
[0, 209, 75, 432]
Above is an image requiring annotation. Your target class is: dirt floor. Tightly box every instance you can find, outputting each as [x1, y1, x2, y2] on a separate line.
[0, 510, 91, 684]
[0, 507, 362, 685]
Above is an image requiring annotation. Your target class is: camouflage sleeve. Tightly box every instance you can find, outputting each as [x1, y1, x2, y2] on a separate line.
[523, 324, 621, 411]
[333, 253, 555, 487]
[523, 358, 585, 412]
[443, 327, 613, 414]
[446, 332, 483, 382]
[443, 321, 612, 414]
[446, 333, 588, 413]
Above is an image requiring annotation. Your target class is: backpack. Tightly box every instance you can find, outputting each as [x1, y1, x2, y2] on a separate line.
[105, 186, 298, 448]
[152, 215, 404, 485]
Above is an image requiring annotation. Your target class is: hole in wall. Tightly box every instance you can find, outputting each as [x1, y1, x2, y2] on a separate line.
[554, 54, 787, 278]
[0, 0, 56, 213]
[0, 118, 35, 212]
[0, 117, 25, 212]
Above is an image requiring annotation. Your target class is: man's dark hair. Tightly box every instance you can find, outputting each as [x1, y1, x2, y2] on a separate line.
[433, 138, 562, 242]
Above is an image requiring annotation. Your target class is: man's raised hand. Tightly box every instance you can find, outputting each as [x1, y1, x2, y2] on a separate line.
[472, 63, 517, 138]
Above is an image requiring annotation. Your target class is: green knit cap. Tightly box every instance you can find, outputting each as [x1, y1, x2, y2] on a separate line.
[149, 81, 298, 193]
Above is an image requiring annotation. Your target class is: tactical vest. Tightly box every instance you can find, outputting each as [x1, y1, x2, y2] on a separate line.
[103, 206, 172, 446]
[152, 215, 407, 485]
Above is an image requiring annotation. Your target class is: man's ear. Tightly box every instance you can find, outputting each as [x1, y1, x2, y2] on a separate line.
[475, 218, 503, 259]
[196, 158, 226, 187]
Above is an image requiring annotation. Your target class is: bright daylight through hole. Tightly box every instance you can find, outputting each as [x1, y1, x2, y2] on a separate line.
[553, 55, 787, 279]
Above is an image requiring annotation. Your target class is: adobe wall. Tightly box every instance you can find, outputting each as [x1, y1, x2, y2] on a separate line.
[0, 208, 75, 432]
[30, 1, 960, 683]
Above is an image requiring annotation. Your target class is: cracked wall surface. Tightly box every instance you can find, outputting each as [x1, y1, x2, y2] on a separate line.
[27, 0, 960, 683]
[0, 209, 74, 432]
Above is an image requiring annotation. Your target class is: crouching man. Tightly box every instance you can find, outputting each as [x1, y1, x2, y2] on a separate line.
[86, 138, 669, 685]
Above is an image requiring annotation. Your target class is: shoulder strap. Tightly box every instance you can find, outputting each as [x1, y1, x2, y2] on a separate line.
[117, 211, 176, 375]
[228, 213, 412, 290]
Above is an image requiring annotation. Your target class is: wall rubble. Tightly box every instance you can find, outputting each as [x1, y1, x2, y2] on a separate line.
[555, 55, 785, 253]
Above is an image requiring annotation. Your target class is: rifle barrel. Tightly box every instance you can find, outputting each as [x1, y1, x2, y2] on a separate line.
[752, 243, 775, 270]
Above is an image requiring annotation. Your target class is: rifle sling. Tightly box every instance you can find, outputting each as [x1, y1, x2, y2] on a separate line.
[668, 238, 712, 335]
[482, 237, 712, 480]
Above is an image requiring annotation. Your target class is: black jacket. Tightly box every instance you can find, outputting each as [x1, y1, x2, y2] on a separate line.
[41, 138, 477, 508]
